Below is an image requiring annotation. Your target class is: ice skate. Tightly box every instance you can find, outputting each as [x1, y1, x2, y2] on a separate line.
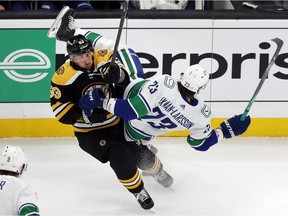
[47, 6, 76, 41]
[151, 169, 174, 188]
[147, 144, 158, 154]
[134, 188, 154, 210]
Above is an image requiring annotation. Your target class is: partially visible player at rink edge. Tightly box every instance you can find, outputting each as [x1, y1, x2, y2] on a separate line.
[80, 64, 251, 151]
[0, 145, 40, 216]
[48, 7, 174, 211]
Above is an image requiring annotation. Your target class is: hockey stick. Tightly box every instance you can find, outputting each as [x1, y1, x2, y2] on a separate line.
[104, 0, 128, 92]
[111, 0, 128, 65]
[242, 2, 283, 12]
[240, 37, 283, 121]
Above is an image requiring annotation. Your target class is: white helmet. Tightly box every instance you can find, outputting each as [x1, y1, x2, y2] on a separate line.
[180, 64, 209, 93]
[0, 145, 28, 174]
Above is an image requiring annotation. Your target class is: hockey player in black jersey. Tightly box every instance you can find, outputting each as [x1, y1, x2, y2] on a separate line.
[49, 6, 175, 210]
[50, 33, 175, 212]
[50, 34, 157, 210]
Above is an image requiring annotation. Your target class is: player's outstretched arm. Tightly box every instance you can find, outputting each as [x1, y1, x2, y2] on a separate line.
[188, 114, 251, 151]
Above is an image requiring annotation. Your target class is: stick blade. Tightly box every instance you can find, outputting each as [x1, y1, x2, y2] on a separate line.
[271, 37, 284, 47]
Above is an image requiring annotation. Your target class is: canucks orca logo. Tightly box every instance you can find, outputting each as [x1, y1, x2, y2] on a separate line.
[0, 49, 50, 83]
[201, 104, 211, 118]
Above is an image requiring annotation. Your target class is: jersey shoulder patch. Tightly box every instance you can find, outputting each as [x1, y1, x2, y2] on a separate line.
[163, 75, 176, 89]
[94, 49, 113, 66]
[201, 104, 211, 118]
[97, 49, 108, 57]
[52, 62, 82, 86]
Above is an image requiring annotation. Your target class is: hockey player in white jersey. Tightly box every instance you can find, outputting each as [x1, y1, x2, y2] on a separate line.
[79, 64, 251, 151]
[0, 145, 40, 216]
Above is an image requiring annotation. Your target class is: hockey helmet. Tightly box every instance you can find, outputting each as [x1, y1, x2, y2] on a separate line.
[0, 145, 28, 174]
[180, 64, 209, 93]
[66, 34, 93, 57]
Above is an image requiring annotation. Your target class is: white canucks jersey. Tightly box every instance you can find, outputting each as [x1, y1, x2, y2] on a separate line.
[77, 29, 145, 80]
[123, 75, 212, 142]
[0, 175, 39, 216]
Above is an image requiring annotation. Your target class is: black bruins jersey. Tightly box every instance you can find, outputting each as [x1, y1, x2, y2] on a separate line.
[50, 49, 126, 132]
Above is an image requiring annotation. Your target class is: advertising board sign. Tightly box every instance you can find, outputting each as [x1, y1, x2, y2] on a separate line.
[0, 30, 55, 102]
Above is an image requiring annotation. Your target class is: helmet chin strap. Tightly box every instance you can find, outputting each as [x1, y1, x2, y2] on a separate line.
[196, 86, 205, 95]
[19, 164, 26, 175]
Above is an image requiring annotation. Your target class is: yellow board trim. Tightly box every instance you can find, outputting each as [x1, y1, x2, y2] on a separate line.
[0, 118, 287, 137]
[0, 118, 74, 137]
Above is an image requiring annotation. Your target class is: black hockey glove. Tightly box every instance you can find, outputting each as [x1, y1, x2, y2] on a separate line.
[220, 114, 251, 139]
[98, 62, 121, 84]
[87, 109, 108, 123]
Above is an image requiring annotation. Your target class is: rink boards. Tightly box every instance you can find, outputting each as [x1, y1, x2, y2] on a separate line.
[0, 18, 287, 137]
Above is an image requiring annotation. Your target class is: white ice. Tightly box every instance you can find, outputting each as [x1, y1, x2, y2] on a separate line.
[1, 137, 288, 216]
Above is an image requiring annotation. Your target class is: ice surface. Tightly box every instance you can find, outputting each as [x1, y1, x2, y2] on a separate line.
[1, 137, 288, 215]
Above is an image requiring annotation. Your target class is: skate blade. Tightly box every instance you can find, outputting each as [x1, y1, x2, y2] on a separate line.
[47, 6, 70, 38]
[147, 207, 155, 214]
[166, 185, 175, 191]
